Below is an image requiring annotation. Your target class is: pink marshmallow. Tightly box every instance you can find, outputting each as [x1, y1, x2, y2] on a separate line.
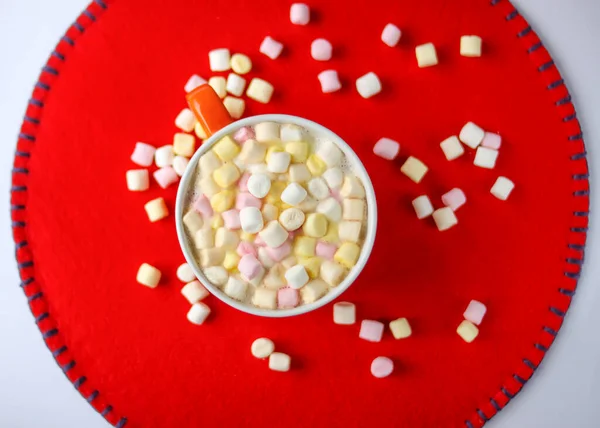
[222, 209, 241, 230]
[238, 254, 262, 280]
[359, 320, 384, 342]
[441, 188, 466, 211]
[316, 241, 337, 260]
[278, 287, 299, 308]
[481, 132, 502, 150]
[311, 38, 332, 61]
[193, 194, 213, 218]
[330, 189, 342, 203]
[290, 3, 310, 25]
[317, 70, 341, 93]
[233, 127, 255, 144]
[131, 142, 156, 167]
[371, 356, 394, 378]
[153, 166, 179, 189]
[463, 300, 487, 325]
[266, 241, 292, 262]
[237, 241, 257, 258]
[373, 138, 400, 160]
[236, 192, 262, 210]
[254, 235, 267, 247]
[238, 172, 251, 192]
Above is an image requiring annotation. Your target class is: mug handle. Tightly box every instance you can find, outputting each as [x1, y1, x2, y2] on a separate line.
[186, 84, 233, 138]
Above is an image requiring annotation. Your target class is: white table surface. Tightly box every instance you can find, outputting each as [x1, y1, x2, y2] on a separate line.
[0, 1, 598, 427]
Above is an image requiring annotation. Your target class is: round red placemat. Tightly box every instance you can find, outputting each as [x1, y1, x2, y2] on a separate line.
[11, 0, 589, 427]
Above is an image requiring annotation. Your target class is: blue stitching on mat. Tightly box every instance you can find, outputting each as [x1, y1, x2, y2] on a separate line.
[573, 211, 589, 217]
[563, 113, 577, 122]
[538, 60, 555, 72]
[569, 133, 583, 141]
[15, 150, 31, 158]
[73, 22, 85, 33]
[571, 152, 587, 160]
[11, 204, 26, 210]
[61, 36, 75, 46]
[15, 241, 28, 249]
[101, 406, 113, 417]
[571, 227, 588, 233]
[573, 174, 589, 180]
[556, 95, 572, 106]
[17, 260, 33, 268]
[34, 82, 50, 91]
[11, 185, 27, 192]
[501, 387, 515, 399]
[94, 0, 108, 9]
[117, 418, 128, 428]
[74, 376, 87, 389]
[477, 409, 489, 422]
[535, 343, 548, 352]
[490, 0, 501, 5]
[13, 221, 26, 228]
[52, 346, 67, 358]
[13, 168, 29, 174]
[549, 307, 566, 317]
[490, 398, 502, 412]
[559, 288, 576, 297]
[466, 421, 474, 428]
[28, 292, 43, 302]
[523, 359, 537, 370]
[24, 116, 40, 125]
[506, 10, 518, 20]
[18, 132, 35, 142]
[543, 326, 558, 336]
[42, 65, 59, 76]
[566, 257, 583, 264]
[527, 42, 542, 54]
[20, 278, 33, 287]
[29, 98, 44, 107]
[87, 390, 99, 403]
[547, 79, 564, 90]
[513, 374, 527, 384]
[43, 329, 58, 339]
[517, 26, 532, 38]
[62, 361, 76, 373]
[573, 190, 589, 196]
[83, 10, 96, 21]
[564, 271, 580, 279]
[51, 51, 65, 61]
[35, 313, 49, 323]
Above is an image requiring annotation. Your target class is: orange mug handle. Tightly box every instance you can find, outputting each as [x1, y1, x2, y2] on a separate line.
[186, 84, 233, 138]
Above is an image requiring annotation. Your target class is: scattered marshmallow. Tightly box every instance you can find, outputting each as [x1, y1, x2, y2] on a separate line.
[457, 320, 479, 343]
[317, 70, 342, 93]
[482, 132, 502, 150]
[440, 136, 465, 161]
[316, 198, 342, 222]
[371, 357, 394, 378]
[464, 300, 487, 325]
[412, 195, 434, 219]
[177, 263, 196, 282]
[260, 221, 289, 248]
[290, 3, 310, 25]
[432, 207, 458, 231]
[269, 352, 291, 372]
[251, 338, 275, 358]
[281, 183, 308, 206]
[359, 320, 384, 342]
[474, 147, 499, 169]
[155, 145, 174, 168]
[279, 208, 305, 231]
[373, 138, 400, 160]
[226, 73, 247, 97]
[491, 176, 515, 200]
[308, 177, 330, 200]
[381, 24, 402, 47]
[343, 199, 365, 221]
[389, 318, 411, 339]
[208, 48, 231, 72]
[224, 276, 247, 300]
[333, 302, 356, 325]
[316, 142, 343, 168]
[415, 43, 438, 67]
[442, 188, 466, 211]
[461, 35, 482, 57]
[145, 197, 169, 222]
[208, 76, 227, 98]
[195, 122, 208, 140]
[240, 207, 264, 234]
[247, 173, 272, 198]
[223, 96, 245, 119]
[184, 74, 206, 93]
[311, 38, 333, 61]
[320, 260, 345, 286]
[126, 169, 149, 191]
[247, 78, 274, 104]
[285, 264, 309, 289]
[175, 108, 196, 132]
[230, 53, 252, 75]
[173, 156, 190, 176]
[131, 142, 156, 167]
[153, 166, 179, 189]
[400, 156, 428, 183]
[137, 263, 161, 288]
[459, 122, 485, 149]
[203, 266, 228, 286]
[322, 168, 344, 189]
[260, 36, 284, 60]
[187, 302, 211, 325]
[356, 72, 382, 99]
[181, 280, 209, 304]
[174, 133, 195, 157]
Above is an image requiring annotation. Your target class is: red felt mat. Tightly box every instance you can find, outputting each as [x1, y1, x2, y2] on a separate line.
[11, 0, 589, 427]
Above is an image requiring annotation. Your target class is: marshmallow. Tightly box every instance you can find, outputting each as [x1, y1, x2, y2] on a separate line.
[294, 236, 316, 257]
[175, 108, 196, 132]
[389, 318, 412, 339]
[412, 195, 434, 219]
[137, 263, 161, 288]
[237, 192, 262, 211]
[281, 124, 305, 142]
[240, 207, 264, 234]
[194, 228, 214, 249]
[459, 122, 485, 149]
[181, 280, 209, 304]
[299, 257, 321, 278]
[491, 176, 515, 200]
[415, 43, 438, 67]
[308, 177, 330, 200]
[359, 320, 384, 342]
[311, 38, 333, 61]
[334, 242, 360, 269]
[200, 248, 225, 267]
[262, 203, 279, 223]
[281, 183, 307, 205]
[224, 276, 247, 301]
[230, 53, 252, 75]
[481, 132, 502, 150]
[266, 146, 284, 163]
[316, 142, 343, 167]
[131, 142, 156, 167]
[198, 176, 220, 198]
[343, 199, 365, 221]
[215, 227, 240, 250]
[299, 196, 318, 212]
[290, 3, 310, 25]
[320, 260, 345, 286]
[260, 36, 284, 60]
[264, 264, 286, 288]
[269, 352, 291, 372]
[381, 23, 402, 47]
[258, 247, 275, 269]
[322, 168, 343, 189]
[213, 162, 240, 188]
[155, 145, 174, 168]
[266, 181, 287, 205]
[285, 264, 309, 289]
[306, 154, 327, 176]
[247, 173, 272, 198]
[285, 141, 309, 163]
[145, 197, 169, 222]
[338, 221, 361, 243]
[373, 138, 400, 160]
[278, 287, 299, 308]
[316, 198, 342, 222]
[333, 302, 355, 325]
[279, 208, 305, 231]
[281, 256, 297, 270]
[194, 194, 214, 217]
[247, 78, 274, 104]
[173, 133, 195, 157]
[243, 264, 265, 286]
[259, 221, 289, 248]
[177, 263, 196, 283]
[317, 70, 342, 93]
[210, 190, 235, 213]
[223, 96, 245, 119]
[210, 215, 224, 230]
[173, 156, 190, 177]
[213, 135, 240, 162]
[461, 35, 482, 57]
[474, 147, 499, 169]
[316, 241, 337, 259]
[440, 136, 465, 161]
[432, 207, 458, 231]
[187, 302, 211, 325]
[251, 338, 275, 359]
[238, 254, 263, 280]
[237, 241, 257, 258]
[442, 188, 467, 211]
[457, 320, 479, 343]
[400, 156, 428, 183]
[226, 73, 246, 96]
[184, 74, 206, 93]
[300, 279, 328, 303]
[153, 166, 179, 189]
[208, 76, 227, 98]
[199, 151, 222, 176]
[195, 122, 208, 140]
[209, 48, 231, 72]
[356, 72, 382, 99]
[238, 140, 267, 163]
[340, 175, 365, 198]
[303, 213, 328, 238]
[204, 266, 228, 286]
[266, 241, 292, 262]
[267, 152, 292, 174]
[464, 300, 487, 325]
[234, 127, 255, 143]
[289, 164, 312, 182]
[371, 357, 394, 378]
[183, 210, 204, 233]
[252, 287, 277, 309]
[126, 169, 149, 191]
[222, 250, 240, 271]
[221, 209, 241, 230]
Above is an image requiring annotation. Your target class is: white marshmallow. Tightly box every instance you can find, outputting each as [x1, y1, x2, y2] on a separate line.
[176, 263, 196, 282]
[415, 43, 438, 67]
[145, 197, 169, 222]
[260, 36, 284, 60]
[491, 176, 515, 200]
[281, 182, 308, 206]
[400, 156, 428, 183]
[258, 247, 276, 269]
[184, 74, 207, 93]
[320, 260, 345, 287]
[316, 197, 342, 222]
[356, 72, 382, 99]
[126, 169, 149, 191]
[181, 280, 209, 304]
[299, 196, 318, 212]
[224, 276, 247, 301]
[440, 136, 465, 161]
[240, 207, 264, 234]
[300, 279, 328, 303]
[173, 156, 190, 177]
[317, 70, 342, 93]
[200, 248, 225, 267]
[239, 140, 267, 164]
[340, 175, 365, 198]
[290, 3, 310, 25]
[322, 168, 343, 189]
[203, 266, 228, 286]
[461, 35, 482, 57]
[187, 302, 211, 325]
[268, 152, 291, 174]
[316, 142, 343, 167]
[183, 210, 204, 233]
[285, 264, 309, 289]
[259, 221, 289, 248]
[279, 208, 305, 231]
[226, 73, 246, 96]
[308, 177, 330, 200]
[199, 151, 222, 176]
[289, 164, 311, 182]
[333, 302, 356, 325]
[175, 108, 196, 132]
[255, 122, 280, 143]
[223, 96, 245, 119]
[412, 195, 434, 219]
[252, 287, 277, 309]
[432, 207, 458, 231]
[343, 199, 365, 221]
[463, 300, 487, 325]
[215, 227, 240, 249]
[251, 338, 275, 359]
[280, 124, 304, 142]
[381, 23, 402, 47]
[459, 122, 485, 149]
[338, 221, 361, 243]
[474, 147, 499, 169]
[311, 38, 333, 61]
[208, 76, 227, 98]
[247, 173, 272, 198]
[269, 352, 291, 372]
[243, 265, 265, 287]
[137, 263, 161, 288]
[209, 48, 231, 72]
[246, 78, 274, 104]
[195, 228, 214, 249]
[155, 145, 174, 167]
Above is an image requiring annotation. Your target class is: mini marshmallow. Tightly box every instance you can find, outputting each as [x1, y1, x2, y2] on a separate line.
[373, 138, 400, 160]
[269, 352, 291, 372]
[381, 23, 402, 47]
[359, 320, 384, 342]
[442, 188, 467, 211]
[173, 133, 195, 157]
[281, 183, 307, 206]
[153, 166, 179, 189]
[260, 36, 284, 60]
[307, 177, 330, 201]
[334, 242, 360, 269]
[343, 199, 365, 221]
[184, 74, 206, 93]
[279, 208, 305, 231]
[260, 221, 289, 248]
[221, 209, 241, 230]
[432, 207, 458, 231]
[251, 338, 275, 358]
[247, 78, 274, 104]
[257, 121, 281, 141]
[204, 266, 228, 286]
[316, 241, 337, 259]
[340, 176, 365, 198]
[145, 197, 169, 222]
[317, 70, 342, 93]
[233, 126, 255, 143]
[210, 215, 224, 230]
[194, 228, 215, 249]
[294, 236, 317, 258]
[177, 263, 196, 283]
[285, 142, 309, 163]
[338, 221, 361, 243]
[412, 195, 434, 219]
[303, 213, 328, 238]
[316, 142, 343, 168]
[278, 287, 299, 308]
[195, 194, 214, 217]
[200, 248, 225, 267]
[240, 207, 264, 234]
[187, 302, 211, 325]
[223, 96, 245, 119]
[299, 196, 318, 212]
[224, 276, 247, 301]
[306, 154, 327, 176]
[247, 173, 272, 198]
[238, 254, 262, 280]
[461, 35, 482, 57]
[311, 38, 332, 61]
[216, 227, 240, 250]
[482, 132, 502, 150]
[175, 108, 196, 132]
[208, 76, 227, 98]
[299, 257, 321, 279]
[181, 280, 209, 304]
[213, 162, 240, 188]
[131, 142, 156, 167]
[281, 256, 297, 270]
[285, 264, 309, 289]
[457, 320, 479, 343]
[230, 53, 252, 75]
[195, 122, 208, 140]
[264, 264, 285, 288]
[173, 156, 190, 177]
[371, 357, 394, 378]
[199, 151, 222, 175]
[183, 210, 204, 233]
[389, 318, 412, 339]
[262, 203, 279, 223]
[198, 176, 220, 198]
[459, 122, 485, 149]
[333, 302, 356, 325]
[137, 263, 161, 288]
[213, 136, 240, 162]
[223, 252, 240, 272]
[266, 241, 292, 262]
[299, 279, 328, 303]
[322, 168, 343, 189]
[320, 260, 345, 286]
[316, 198, 342, 222]
[226, 73, 246, 96]
[210, 190, 235, 213]
[126, 169, 149, 191]
[155, 145, 174, 168]
[209, 48, 231, 72]
[356, 72, 382, 98]
[239, 140, 267, 163]
[491, 176, 515, 200]
[415, 43, 438, 67]
[252, 288, 277, 309]
[237, 241, 257, 258]
[400, 156, 428, 183]
[281, 124, 304, 142]
[236, 192, 262, 210]
[268, 152, 292, 174]
[474, 147, 499, 169]
[440, 136, 465, 161]
[289, 164, 311, 183]
[464, 300, 487, 325]
[290, 3, 310, 25]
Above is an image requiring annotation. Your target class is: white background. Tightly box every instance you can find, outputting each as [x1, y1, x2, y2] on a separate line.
[0, 1, 599, 427]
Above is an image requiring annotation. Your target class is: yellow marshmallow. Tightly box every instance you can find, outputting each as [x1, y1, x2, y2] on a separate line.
[194, 122, 207, 140]
[223, 251, 241, 271]
[294, 236, 317, 257]
[210, 190, 235, 213]
[173, 133, 196, 157]
[334, 242, 360, 269]
[321, 222, 339, 244]
[302, 213, 328, 238]
[457, 320, 479, 343]
[285, 142, 309, 163]
[306, 154, 327, 176]
[213, 135, 240, 161]
[213, 162, 240, 188]
[240, 231, 256, 242]
[266, 181, 287, 205]
[210, 215, 224, 229]
[299, 257, 322, 279]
